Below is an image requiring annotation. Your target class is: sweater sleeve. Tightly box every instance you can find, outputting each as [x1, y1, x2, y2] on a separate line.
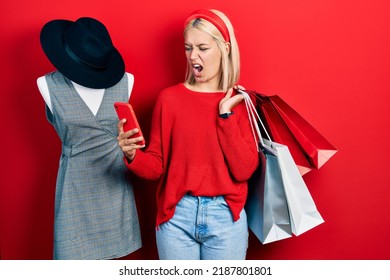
[217, 102, 259, 182]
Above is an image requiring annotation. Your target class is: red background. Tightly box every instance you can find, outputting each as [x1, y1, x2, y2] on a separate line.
[1, 0, 390, 260]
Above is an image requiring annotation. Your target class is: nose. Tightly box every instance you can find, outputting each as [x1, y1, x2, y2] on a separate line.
[190, 49, 199, 60]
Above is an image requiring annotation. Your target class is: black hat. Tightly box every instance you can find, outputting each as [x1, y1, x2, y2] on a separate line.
[40, 17, 125, 89]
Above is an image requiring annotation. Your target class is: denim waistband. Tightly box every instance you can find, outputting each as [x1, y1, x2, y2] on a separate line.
[185, 193, 225, 204]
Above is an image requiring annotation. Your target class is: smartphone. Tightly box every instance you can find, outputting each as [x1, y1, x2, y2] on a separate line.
[114, 102, 145, 146]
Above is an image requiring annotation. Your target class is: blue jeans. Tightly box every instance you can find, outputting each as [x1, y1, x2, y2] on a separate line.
[156, 194, 248, 260]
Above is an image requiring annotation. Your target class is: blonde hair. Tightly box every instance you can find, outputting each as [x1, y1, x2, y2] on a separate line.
[184, 9, 240, 92]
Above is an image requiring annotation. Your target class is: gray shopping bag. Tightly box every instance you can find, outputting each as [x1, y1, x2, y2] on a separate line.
[245, 142, 292, 244]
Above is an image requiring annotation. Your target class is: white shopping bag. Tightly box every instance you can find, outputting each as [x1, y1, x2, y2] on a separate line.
[265, 139, 324, 236]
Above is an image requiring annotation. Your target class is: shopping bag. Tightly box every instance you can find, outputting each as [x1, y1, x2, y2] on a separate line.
[264, 139, 325, 236]
[269, 95, 338, 169]
[259, 98, 313, 175]
[243, 91, 292, 244]
[242, 91, 324, 241]
[246, 90, 337, 175]
[245, 143, 292, 244]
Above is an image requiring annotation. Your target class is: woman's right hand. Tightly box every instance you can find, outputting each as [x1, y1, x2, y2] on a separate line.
[117, 119, 145, 162]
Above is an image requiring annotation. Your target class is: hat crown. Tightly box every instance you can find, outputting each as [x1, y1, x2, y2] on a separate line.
[40, 16, 125, 88]
[63, 17, 114, 69]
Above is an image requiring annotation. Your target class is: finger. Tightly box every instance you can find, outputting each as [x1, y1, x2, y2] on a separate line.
[122, 143, 144, 153]
[234, 84, 246, 90]
[117, 118, 126, 134]
[129, 128, 139, 135]
[229, 94, 245, 109]
[233, 94, 245, 102]
[118, 128, 139, 141]
[118, 130, 131, 141]
[224, 88, 233, 98]
[134, 143, 145, 149]
[126, 136, 144, 145]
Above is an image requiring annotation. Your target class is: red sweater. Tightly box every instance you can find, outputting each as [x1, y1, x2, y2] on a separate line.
[125, 83, 259, 227]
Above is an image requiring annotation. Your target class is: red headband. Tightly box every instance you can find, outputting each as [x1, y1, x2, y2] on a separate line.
[185, 9, 230, 42]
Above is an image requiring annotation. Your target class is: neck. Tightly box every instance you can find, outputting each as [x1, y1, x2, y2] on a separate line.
[185, 81, 221, 93]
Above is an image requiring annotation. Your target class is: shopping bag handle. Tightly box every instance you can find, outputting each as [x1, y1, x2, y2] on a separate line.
[238, 89, 272, 149]
[242, 89, 269, 103]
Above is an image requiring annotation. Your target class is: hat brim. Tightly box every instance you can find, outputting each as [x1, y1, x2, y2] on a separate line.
[40, 19, 125, 89]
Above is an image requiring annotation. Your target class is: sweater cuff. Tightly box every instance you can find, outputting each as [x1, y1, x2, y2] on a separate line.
[217, 112, 236, 127]
[122, 150, 148, 174]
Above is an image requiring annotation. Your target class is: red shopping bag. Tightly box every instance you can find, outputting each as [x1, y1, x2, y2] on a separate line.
[259, 97, 313, 175]
[246, 90, 337, 175]
[269, 95, 338, 169]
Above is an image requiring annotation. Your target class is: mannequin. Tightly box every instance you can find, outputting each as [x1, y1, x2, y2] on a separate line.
[37, 73, 134, 114]
[38, 17, 142, 260]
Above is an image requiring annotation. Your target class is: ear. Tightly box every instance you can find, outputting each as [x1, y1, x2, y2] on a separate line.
[225, 42, 231, 55]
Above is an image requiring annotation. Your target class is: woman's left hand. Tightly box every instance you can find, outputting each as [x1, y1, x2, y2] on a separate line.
[219, 85, 246, 114]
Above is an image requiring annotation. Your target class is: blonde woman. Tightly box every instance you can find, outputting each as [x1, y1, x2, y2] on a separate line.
[117, 9, 258, 260]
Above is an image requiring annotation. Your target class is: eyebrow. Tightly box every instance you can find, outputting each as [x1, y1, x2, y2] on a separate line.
[184, 43, 210, 47]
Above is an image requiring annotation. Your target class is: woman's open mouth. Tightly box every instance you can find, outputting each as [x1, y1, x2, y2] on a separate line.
[193, 64, 203, 75]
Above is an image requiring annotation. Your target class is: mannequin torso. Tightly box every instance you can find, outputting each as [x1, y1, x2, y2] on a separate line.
[37, 72, 134, 115]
